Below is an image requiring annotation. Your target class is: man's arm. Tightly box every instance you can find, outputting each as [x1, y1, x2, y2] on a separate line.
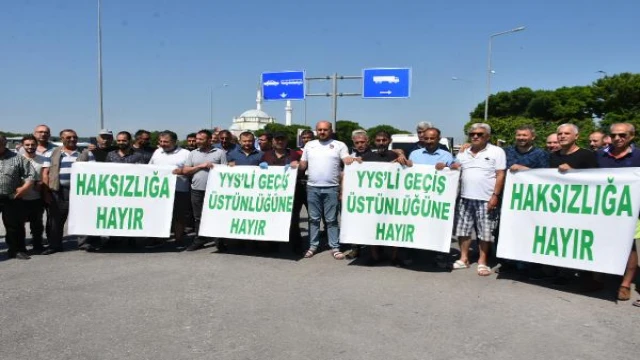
[487, 169, 506, 211]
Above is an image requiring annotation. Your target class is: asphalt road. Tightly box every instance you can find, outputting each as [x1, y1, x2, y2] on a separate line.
[1, 220, 639, 360]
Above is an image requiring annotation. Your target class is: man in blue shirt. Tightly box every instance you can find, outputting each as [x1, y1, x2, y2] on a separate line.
[596, 123, 640, 303]
[226, 132, 263, 166]
[407, 128, 458, 169]
[504, 125, 549, 171]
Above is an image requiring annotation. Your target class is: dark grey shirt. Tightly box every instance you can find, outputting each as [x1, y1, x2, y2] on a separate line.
[185, 147, 227, 191]
[0, 150, 35, 197]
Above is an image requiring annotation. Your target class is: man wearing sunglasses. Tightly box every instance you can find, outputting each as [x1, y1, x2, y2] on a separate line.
[596, 123, 640, 303]
[453, 123, 506, 276]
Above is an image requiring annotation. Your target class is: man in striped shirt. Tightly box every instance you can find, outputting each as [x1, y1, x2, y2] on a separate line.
[41, 129, 95, 255]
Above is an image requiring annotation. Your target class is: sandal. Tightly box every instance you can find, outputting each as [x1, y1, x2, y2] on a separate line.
[618, 286, 631, 301]
[331, 250, 345, 260]
[452, 260, 469, 270]
[304, 249, 316, 258]
[477, 264, 492, 276]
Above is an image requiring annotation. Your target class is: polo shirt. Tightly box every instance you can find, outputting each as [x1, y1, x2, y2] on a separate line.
[185, 147, 227, 191]
[361, 149, 398, 163]
[456, 143, 506, 201]
[149, 146, 191, 192]
[409, 147, 454, 166]
[261, 149, 301, 166]
[59, 150, 95, 188]
[226, 148, 263, 166]
[597, 145, 640, 168]
[301, 139, 349, 187]
[504, 146, 549, 169]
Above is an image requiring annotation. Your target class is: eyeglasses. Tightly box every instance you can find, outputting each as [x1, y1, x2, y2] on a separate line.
[469, 132, 485, 138]
[611, 133, 629, 139]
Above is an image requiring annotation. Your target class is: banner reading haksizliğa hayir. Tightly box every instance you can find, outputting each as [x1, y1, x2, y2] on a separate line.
[68, 162, 177, 237]
[497, 168, 640, 275]
[198, 165, 298, 241]
[340, 162, 460, 252]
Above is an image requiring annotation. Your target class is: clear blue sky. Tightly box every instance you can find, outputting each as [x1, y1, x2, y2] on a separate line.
[2, 0, 639, 143]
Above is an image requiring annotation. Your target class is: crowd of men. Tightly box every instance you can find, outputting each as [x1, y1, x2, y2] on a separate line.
[0, 119, 638, 307]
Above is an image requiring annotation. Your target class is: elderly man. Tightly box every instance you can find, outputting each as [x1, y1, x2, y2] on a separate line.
[149, 130, 191, 247]
[181, 130, 227, 251]
[19, 124, 55, 158]
[595, 123, 640, 302]
[453, 123, 506, 276]
[588, 131, 607, 151]
[299, 121, 354, 260]
[0, 134, 36, 260]
[551, 124, 598, 171]
[41, 129, 96, 255]
[545, 133, 561, 152]
[91, 129, 117, 162]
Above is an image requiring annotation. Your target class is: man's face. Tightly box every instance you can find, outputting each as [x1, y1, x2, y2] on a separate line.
[610, 125, 634, 151]
[219, 132, 231, 148]
[417, 128, 428, 143]
[240, 135, 254, 151]
[34, 126, 50, 143]
[136, 133, 151, 147]
[187, 137, 196, 148]
[157, 135, 175, 151]
[557, 126, 578, 148]
[316, 123, 332, 140]
[97, 134, 113, 148]
[301, 133, 313, 145]
[116, 134, 131, 150]
[195, 133, 210, 149]
[515, 130, 535, 148]
[61, 131, 78, 148]
[546, 134, 561, 152]
[374, 135, 390, 150]
[258, 135, 271, 150]
[353, 135, 368, 153]
[424, 129, 441, 149]
[588, 133, 605, 151]
[22, 139, 37, 154]
[273, 137, 287, 151]
[468, 128, 489, 147]
[211, 133, 219, 144]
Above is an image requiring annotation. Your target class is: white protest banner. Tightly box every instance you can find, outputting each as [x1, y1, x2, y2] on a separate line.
[497, 168, 640, 275]
[68, 162, 177, 237]
[340, 162, 460, 252]
[199, 165, 298, 241]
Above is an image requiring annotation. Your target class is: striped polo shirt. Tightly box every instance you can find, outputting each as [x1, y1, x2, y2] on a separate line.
[59, 150, 95, 187]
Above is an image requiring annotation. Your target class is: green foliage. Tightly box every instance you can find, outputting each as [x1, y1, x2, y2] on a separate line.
[255, 123, 312, 149]
[365, 125, 410, 140]
[335, 120, 363, 148]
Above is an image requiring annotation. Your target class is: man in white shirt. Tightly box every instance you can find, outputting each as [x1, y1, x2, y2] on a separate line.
[299, 121, 354, 259]
[453, 123, 506, 276]
[20, 135, 50, 253]
[150, 130, 191, 246]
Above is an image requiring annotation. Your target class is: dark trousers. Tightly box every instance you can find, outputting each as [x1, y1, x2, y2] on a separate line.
[290, 183, 307, 248]
[1, 197, 27, 256]
[49, 188, 88, 250]
[191, 189, 206, 241]
[23, 199, 45, 247]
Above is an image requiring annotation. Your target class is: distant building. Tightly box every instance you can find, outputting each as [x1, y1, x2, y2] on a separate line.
[229, 89, 276, 136]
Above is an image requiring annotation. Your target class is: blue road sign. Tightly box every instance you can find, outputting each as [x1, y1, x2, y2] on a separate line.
[261, 71, 305, 101]
[362, 68, 411, 99]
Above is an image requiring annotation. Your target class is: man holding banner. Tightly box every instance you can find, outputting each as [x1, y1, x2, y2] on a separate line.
[453, 123, 506, 276]
[596, 123, 640, 302]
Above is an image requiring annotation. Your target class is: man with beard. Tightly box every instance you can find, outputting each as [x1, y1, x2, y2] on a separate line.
[90, 129, 117, 162]
[216, 130, 239, 154]
[185, 133, 197, 151]
[19, 124, 55, 158]
[20, 135, 50, 253]
[41, 129, 95, 255]
[132, 130, 156, 164]
[257, 133, 273, 152]
[226, 132, 263, 166]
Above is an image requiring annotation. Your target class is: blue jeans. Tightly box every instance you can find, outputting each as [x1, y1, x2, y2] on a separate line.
[307, 186, 340, 250]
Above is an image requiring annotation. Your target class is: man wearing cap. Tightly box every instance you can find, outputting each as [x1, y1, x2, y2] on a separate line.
[91, 129, 117, 162]
[260, 132, 303, 252]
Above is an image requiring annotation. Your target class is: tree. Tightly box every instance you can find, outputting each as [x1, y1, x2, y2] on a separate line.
[592, 73, 640, 131]
[255, 123, 312, 149]
[365, 125, 410, 141]
[335, 120, 363, 148]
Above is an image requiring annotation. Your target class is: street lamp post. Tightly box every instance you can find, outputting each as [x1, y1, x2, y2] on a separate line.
[97, 0, 104, 130]
[484, 26, 525, 122]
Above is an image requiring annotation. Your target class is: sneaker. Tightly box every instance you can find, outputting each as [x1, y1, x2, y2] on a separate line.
[15, 252, 31, 260]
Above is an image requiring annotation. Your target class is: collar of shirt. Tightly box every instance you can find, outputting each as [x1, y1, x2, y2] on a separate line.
[197, 147, 219, 154]
[61, 149, 80, 157]
[422, 147, 442, 155]
[602, 144, 634, 158]
[353, 148, 372, 157]
[161, 146, 182, 155]
[511, 145, 536, 155]
[235, 147, 259, 156]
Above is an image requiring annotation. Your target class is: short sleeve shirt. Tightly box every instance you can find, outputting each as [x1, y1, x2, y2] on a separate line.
[409, 147, 454, 166]
[59, 150, 95, 188]
[301, 139, 349, 187]
[361, 149, 398, 163]
[226, 148, 263, 166]
[185, 147, 227, 191]
[455, 143, 506, 201]
[22, 154, 49, 200]
[261, 149, 301, 166]
[549, 148, 598, 169]
[504, 146, 549, 169]
[149, 147, 191, 192]
[106, 149, 146, 164]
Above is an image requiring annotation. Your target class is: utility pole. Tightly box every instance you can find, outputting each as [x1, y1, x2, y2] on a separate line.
[306, 73, 362, 130]
[97, 0, 104, 130]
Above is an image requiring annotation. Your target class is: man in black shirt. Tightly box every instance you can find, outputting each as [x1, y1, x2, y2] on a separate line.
[91, 129, 118, 162]
[132, 130, 156, 164]
[549, 124, 598, 170]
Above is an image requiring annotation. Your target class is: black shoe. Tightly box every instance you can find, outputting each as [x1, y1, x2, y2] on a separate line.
[186, 241, 205, 252]
[31, 244, 45, 253]
[15, 252, 31, 260]
[41, 248, 62, 255]
[216, 239, 228, 252]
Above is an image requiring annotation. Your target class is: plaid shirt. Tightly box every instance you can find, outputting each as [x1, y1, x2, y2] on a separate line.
[0, 150, 36, 197]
